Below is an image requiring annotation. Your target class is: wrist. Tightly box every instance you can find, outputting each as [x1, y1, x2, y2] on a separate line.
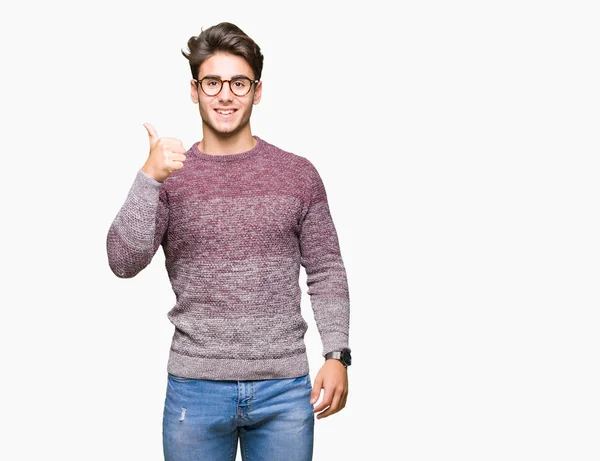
[325, 358, 347, 368]
[141, 165, 163, 183]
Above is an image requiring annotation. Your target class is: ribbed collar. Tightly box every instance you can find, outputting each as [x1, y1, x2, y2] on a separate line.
[190, 136, 265, 162]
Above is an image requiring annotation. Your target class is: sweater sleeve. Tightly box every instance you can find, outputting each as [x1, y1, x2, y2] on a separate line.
[299, 161, 351, 357]
[106, 169, 169, 278]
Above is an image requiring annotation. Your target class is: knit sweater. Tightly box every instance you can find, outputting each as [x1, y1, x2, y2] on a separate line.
[106, 135, 350, 380]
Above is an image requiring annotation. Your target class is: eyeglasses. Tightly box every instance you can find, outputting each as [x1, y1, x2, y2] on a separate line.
[193, 76, 259, 97]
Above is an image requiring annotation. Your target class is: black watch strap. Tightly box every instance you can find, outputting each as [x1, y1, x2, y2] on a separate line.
[325, 351, 343, 360]
[325, 348, 351, 367]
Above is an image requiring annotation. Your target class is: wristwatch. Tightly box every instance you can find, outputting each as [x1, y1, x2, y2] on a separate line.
[325, 348, 352, 367]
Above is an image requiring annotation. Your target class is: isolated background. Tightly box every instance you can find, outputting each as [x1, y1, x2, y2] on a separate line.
[2, 0, 599, 459]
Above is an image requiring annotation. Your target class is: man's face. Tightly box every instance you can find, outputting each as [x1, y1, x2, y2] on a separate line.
[191, 52, 262, 137]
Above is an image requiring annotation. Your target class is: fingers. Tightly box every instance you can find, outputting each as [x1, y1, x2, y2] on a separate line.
[310, 377, 322, 405]
[170, 160, 185, 172]
[141, 123, 186, 182]
[153, 138, 186, 156]
[312, 388, 346, 417]
[314, 387, 344, 419]
[338, 384, 348, 412]
[170, 153, 187, 162]
[311, 376, 348, 419]
[144, 124, 185, 151]
[159, 137, 186, 151]
[340, 376, 348, 409]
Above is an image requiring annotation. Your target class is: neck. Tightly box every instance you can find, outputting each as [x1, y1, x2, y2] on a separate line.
[198, 125, 256, 155]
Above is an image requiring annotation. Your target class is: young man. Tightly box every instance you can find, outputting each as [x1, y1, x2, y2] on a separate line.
[106, 22, 351, 460]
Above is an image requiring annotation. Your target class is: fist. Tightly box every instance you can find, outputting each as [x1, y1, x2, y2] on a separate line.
[141, 123, 187, 183]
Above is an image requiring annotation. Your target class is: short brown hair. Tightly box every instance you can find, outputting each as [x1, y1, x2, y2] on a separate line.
[181, 22, 264, 82]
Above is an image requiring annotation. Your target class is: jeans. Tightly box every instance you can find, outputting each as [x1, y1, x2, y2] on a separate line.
[162, 373, 315, 461]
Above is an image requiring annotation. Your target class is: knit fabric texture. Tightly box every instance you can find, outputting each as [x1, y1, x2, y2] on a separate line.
[106, 135, 350, 380]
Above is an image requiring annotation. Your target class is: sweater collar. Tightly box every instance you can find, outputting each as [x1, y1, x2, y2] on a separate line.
[191, 136, 264, 162]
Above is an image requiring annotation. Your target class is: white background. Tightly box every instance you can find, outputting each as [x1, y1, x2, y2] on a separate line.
[1, 0, 599, 459]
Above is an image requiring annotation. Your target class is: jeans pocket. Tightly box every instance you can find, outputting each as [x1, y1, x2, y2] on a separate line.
[305, 374, 312, 389]
[168, 373, 194, 383]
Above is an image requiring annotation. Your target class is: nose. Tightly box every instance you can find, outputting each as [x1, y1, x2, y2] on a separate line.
[218, 81, 234, 102]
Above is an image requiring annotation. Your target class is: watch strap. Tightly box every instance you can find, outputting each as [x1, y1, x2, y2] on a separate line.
[325, 349, 351, 367]
[325, 351, 343, 360]
[325, 351, 342, 360]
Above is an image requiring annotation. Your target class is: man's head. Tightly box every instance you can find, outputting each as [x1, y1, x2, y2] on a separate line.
[182, 22, 263, 83]
[181, 22, 264, 138]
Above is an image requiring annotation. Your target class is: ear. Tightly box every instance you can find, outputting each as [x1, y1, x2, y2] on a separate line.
[253, 80, 262, 105]
[190, 79, 199, 104]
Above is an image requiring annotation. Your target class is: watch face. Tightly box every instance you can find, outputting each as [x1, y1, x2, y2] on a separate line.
[342, 349, 352, 366]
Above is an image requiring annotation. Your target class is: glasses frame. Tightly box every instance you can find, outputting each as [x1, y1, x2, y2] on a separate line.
[193, 76, 260, 97]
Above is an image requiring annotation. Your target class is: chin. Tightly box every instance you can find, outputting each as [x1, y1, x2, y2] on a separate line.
[211, 119, 249, 136]
[215, 125, 240, 135]
[206, 125, 240, 138]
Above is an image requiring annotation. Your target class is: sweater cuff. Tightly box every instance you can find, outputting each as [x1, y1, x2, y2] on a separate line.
[138, 168, 163, 188]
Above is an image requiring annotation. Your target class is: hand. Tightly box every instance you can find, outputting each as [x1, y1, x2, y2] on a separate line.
[141, 123, 187, 183]
[310, 359, 349, 419]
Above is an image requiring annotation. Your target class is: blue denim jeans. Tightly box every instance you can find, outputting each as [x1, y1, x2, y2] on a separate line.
[162, 373, 315, 461]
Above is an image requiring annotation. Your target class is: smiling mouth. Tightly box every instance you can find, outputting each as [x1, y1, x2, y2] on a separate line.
[215, 109, 237, 116]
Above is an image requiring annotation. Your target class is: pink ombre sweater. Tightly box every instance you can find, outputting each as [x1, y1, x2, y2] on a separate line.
[106, 136, 350, 380]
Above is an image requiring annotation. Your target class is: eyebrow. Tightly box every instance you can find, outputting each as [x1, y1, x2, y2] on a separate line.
[201, 74, 253, 80]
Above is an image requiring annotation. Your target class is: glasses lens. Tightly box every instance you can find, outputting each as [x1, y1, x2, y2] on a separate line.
[201, 78, 222, 96]
[230, 78, 251, 96]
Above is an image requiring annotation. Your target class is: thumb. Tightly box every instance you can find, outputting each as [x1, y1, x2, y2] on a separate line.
[143, 122, 159, 148]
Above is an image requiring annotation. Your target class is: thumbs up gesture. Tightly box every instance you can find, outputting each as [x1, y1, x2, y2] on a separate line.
[141, 123, 187, 183]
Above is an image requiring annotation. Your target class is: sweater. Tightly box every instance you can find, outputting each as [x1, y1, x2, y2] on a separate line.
[106, 135, 350, 380]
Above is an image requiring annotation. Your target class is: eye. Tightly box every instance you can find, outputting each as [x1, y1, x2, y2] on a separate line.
[232, 79, 248, 88]
[205, 79, 220, 87]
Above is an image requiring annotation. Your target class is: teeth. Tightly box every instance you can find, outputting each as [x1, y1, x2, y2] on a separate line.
[216, 110, 235, 114]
